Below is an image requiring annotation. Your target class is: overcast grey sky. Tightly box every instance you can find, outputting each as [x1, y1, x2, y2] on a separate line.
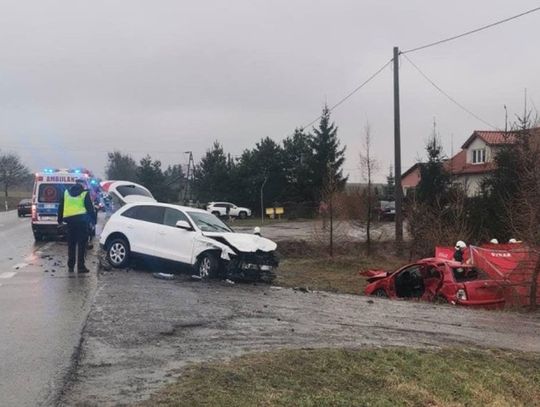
[1, 0, 539, 181]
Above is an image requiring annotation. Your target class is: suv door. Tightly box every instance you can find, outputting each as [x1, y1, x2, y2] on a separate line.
[121, 205, 165, 256]
[154, 208, 196, 264]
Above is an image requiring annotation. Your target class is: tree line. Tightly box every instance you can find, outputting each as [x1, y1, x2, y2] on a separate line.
[106, 106, 348, 214]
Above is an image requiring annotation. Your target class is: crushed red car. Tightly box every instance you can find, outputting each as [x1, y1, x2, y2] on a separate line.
[361, 258, 505, 309]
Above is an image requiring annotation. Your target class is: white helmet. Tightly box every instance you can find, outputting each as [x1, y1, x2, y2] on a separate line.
[508, 238, 517, 244]
[253, 226, 261, 236]
[455, 240, 466, 249]
[490, 238, 499, 244]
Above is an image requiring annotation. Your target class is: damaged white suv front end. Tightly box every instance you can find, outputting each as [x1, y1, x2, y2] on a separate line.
[187, 210, 279, 282]
[100, 203, 279, 282]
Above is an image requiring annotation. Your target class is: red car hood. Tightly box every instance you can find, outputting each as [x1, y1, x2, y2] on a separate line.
[359, 269, 390, 283]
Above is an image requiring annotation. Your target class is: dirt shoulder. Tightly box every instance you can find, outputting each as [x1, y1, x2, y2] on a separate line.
[60, 269, 540, 406]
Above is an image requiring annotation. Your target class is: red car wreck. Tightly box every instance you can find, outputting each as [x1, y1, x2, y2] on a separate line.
[362, 258, 505, 309]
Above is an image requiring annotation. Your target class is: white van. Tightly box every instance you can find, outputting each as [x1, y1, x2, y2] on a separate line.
[31, 169, 91, 240]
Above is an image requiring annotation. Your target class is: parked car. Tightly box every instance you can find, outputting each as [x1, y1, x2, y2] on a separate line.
[378, 200, 395, 221]
[206, 202, 252, 219]
[17, 198, 32, 217]
[361, 258, 505, 309]
[100, 202, 278, 282]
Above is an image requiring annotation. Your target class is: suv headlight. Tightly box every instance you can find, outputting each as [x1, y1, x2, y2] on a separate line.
[456, 289, 467, 301]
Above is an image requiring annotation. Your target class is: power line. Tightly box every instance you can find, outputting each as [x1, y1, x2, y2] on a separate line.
[402, 6, 540, 54]
[402, 53, 499, 130]
[299, 58, 393, 131]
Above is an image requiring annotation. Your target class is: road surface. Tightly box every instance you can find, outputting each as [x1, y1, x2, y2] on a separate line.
[0, 210, 98, 407]
[61, 267, 540, 406]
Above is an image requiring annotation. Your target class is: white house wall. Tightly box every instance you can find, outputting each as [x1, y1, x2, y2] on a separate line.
[453, 174, 487, 196]
[467, 138, 493, 164]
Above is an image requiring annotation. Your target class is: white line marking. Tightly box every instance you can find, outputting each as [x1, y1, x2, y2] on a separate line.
[0, 272, 17, 279]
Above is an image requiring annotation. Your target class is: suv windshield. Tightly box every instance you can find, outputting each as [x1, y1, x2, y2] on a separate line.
[116, 185, 152, 198]
[187, 212, 232, 232]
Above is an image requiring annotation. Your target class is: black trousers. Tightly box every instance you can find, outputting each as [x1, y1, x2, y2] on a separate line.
[66, 221, 89, 269]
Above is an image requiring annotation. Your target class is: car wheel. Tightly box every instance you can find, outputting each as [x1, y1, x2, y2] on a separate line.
[373, 289, 388, 298]
[107, 238, 130, 268]
[211, 211, 221, 217]
[239, 211, 247, 219]
[196, 252, 219, 279]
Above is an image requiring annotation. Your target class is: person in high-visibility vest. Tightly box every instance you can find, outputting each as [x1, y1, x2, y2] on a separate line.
[58, 180, 97, 273]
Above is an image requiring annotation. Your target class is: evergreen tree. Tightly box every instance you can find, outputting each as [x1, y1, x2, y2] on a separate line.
[282, 128, 313, 203]
[308, 105, 347, 201]
[235, 137, 287, 212]
[416, 134, 450, 204]
[136, 155, 168, 201]
[384, 166, 395, 201]
[163, 164, 185, 203]
[192, 141, 233, 203]
[105, 151, 138, 181]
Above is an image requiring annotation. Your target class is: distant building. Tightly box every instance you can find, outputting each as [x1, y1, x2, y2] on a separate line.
[401, 128, 539, 197]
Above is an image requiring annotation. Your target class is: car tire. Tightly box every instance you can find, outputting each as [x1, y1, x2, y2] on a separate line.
[107, 238, 130, 268]
[195, 252, 219, 279]
[239, 211, 247, 219]
[373, 289, 388, 298]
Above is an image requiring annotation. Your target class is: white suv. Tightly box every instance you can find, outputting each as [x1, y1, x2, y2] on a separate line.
[100, 202, 277, 282]
[206, 202, 252, 219]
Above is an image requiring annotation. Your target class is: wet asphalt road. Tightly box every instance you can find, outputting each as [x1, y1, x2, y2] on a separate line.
[0, 211, 98, 407]
[63, 268, 540, 406]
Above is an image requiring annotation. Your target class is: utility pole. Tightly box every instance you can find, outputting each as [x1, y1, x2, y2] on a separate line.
[393, 46, 403, 254]
[183, 151, 194, 204]
[260, 175, 267, 224]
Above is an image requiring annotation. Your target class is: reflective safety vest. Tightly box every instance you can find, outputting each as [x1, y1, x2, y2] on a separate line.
[63, 190, 88, 218]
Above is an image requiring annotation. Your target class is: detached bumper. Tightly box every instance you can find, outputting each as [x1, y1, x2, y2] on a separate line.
[225, 252, 279, 283]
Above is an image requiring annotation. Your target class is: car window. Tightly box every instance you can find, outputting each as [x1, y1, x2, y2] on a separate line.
[121, 206, 138, 218]
[187, 211, 232, 232]
[398, 265, 422, 279]
[163, 208, 190, 227]
[452, 267, 484, 282]
[116, 185, 153, 198]
[121, 205, 164, 224]
[214, 203, 225, 208]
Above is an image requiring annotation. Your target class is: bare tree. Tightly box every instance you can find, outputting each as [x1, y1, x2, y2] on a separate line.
[0, 152, 30, 210]
[358, 124, 379, 255]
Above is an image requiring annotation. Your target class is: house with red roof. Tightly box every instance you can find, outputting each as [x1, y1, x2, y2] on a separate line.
[401, 128, 538, 197]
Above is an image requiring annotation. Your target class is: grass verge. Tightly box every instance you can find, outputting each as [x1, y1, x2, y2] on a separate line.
[275, 242, 406, 295]
[142, 347, 540, 407]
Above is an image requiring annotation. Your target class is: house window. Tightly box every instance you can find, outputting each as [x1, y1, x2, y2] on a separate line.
[472, 148, 486, 164]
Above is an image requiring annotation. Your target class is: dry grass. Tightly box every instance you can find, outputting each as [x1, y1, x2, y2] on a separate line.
[275, 241, 406, 295]
[141, 347, 540, 407]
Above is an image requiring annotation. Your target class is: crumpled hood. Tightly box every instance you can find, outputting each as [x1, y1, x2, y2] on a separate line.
[203, 232, 277, 253]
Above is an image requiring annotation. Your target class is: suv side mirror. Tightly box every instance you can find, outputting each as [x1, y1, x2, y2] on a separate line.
[176, 220, 192, 230]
